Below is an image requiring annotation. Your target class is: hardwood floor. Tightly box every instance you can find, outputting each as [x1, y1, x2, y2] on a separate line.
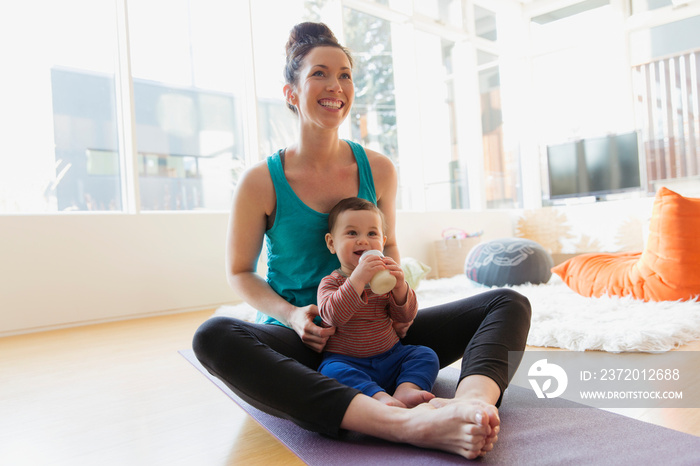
[0, 310, 303, 466]
[1, 310, 699, 465]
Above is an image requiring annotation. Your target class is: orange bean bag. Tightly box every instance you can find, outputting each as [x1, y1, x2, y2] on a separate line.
[552, 187, 700, 302]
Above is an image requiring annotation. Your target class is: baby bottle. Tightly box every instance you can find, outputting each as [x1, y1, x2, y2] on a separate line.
[360, 250, 397, 295]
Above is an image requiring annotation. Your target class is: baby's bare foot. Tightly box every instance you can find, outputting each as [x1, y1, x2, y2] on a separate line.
[372, 391, 407, 408]
[394, 387, 435, 408]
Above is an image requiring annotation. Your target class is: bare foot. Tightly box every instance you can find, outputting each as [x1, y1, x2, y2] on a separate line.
[429, 397, 500, 456]
[340, 393, 498, 460]
[397, 400, 495, 459]
[393, 382, 436, 408]
[448, 374, 502, 455]
[372, 390, 407, 408]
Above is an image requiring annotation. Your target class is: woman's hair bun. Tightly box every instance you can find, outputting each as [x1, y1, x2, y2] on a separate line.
[286, 22, 340, 53]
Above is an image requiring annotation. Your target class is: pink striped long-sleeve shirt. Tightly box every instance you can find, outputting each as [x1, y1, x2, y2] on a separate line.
[317, 270, 417, 358]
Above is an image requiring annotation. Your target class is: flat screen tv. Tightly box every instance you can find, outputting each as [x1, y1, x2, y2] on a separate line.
[546, 131, 642, 200]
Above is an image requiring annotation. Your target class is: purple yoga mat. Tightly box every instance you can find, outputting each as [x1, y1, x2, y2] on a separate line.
[180, 349, 700, 465]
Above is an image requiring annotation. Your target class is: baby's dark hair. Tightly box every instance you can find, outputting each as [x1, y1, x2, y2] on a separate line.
[328, 197, 386, 234]
[284, 22, 353, 114]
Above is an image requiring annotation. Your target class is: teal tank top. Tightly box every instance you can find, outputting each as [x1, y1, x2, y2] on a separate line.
[258, 140, 377, 326]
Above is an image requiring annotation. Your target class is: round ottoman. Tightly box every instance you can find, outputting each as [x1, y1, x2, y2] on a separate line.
[465, 238, 553, 287]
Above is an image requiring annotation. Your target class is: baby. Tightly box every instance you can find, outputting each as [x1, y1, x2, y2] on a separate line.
[317, 197, 439, 408]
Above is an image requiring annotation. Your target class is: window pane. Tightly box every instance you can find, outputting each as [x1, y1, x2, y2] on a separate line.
[477, 49, 498, 66]
[51, 68, 123, 211]
[414, 0, 462, 28]
[632, 51, 700, 189]
[127, 0, 246, 211]
[630, 0, 673, 15]
[479, 66, 521, 208]
[629, 15, 700, 65]
[629, 15, 700, 191]
[474, 5, 497, 41]
[1, 1, 120, 213]
[249, 0, 316, 158]
[343, 10, 399, 163]
[531, 0, 609, 25]
[364, 0, 412, 12]
[417, 35, 466, 210]
[530, 5, 632, 141]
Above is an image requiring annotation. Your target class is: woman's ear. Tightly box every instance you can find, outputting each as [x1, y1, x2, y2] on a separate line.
[283, 84, 296, 106]
[325, 233, 336, 254]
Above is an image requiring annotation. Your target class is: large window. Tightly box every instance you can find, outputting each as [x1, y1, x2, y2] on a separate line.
[1, 0, 528, 214]
[126, 0, 248, 212]
[343, 7, 475, 210]
[51, 68, 243, 211]
[1, 0, 120, 213]
[2, 0, 248, 213]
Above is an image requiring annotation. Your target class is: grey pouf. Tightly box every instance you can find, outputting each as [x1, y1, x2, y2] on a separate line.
[465, 238, 553, 287]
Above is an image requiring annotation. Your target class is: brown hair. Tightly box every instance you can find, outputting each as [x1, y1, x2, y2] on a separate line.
[284, 22, 353, 114]
[328, 197, 385, 234]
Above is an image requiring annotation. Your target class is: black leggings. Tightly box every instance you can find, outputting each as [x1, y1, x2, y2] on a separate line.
[192, 288, 531, 437]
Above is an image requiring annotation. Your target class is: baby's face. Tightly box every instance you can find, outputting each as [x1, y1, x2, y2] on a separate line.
[326, 209, 386, 273]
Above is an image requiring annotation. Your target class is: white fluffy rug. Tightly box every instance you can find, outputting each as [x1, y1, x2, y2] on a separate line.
[214, 275, 700, 353]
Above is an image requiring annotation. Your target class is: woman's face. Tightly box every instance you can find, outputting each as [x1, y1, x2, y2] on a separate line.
[290, 46, 354, 129]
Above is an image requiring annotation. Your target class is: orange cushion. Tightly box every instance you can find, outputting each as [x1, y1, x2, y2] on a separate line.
[552, 187, 700, 302]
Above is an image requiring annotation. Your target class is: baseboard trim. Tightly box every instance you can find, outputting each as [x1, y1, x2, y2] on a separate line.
[0, 302, 238, 338]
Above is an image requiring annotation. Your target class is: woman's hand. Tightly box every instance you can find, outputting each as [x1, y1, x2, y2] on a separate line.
[288, 304, 336, 353]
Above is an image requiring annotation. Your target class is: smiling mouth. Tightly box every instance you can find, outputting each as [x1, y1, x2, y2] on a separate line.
[319, 99, 344, 109]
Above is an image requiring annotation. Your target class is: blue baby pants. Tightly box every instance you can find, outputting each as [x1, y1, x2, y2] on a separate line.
[318, 342, 440, 397]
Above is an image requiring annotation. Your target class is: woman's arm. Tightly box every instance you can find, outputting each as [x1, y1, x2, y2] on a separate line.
[226, 162, 334, 352]
[226, 162, 291, 318]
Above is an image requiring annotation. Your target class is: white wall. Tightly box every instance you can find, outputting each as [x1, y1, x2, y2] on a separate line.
[0, 209, 518, 336]
[1, 213, 233, 336]
[4, 192, 678, 336]
[396, 209, 519, 277]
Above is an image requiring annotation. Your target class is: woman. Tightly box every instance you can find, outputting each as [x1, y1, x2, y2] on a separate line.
[193, 22, 531, 460]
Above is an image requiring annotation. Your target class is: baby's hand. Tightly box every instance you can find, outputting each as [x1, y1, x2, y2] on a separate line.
[383, 257, 410, 300]
[349, 254, 385, 293]
[383, 257, 406, 287]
